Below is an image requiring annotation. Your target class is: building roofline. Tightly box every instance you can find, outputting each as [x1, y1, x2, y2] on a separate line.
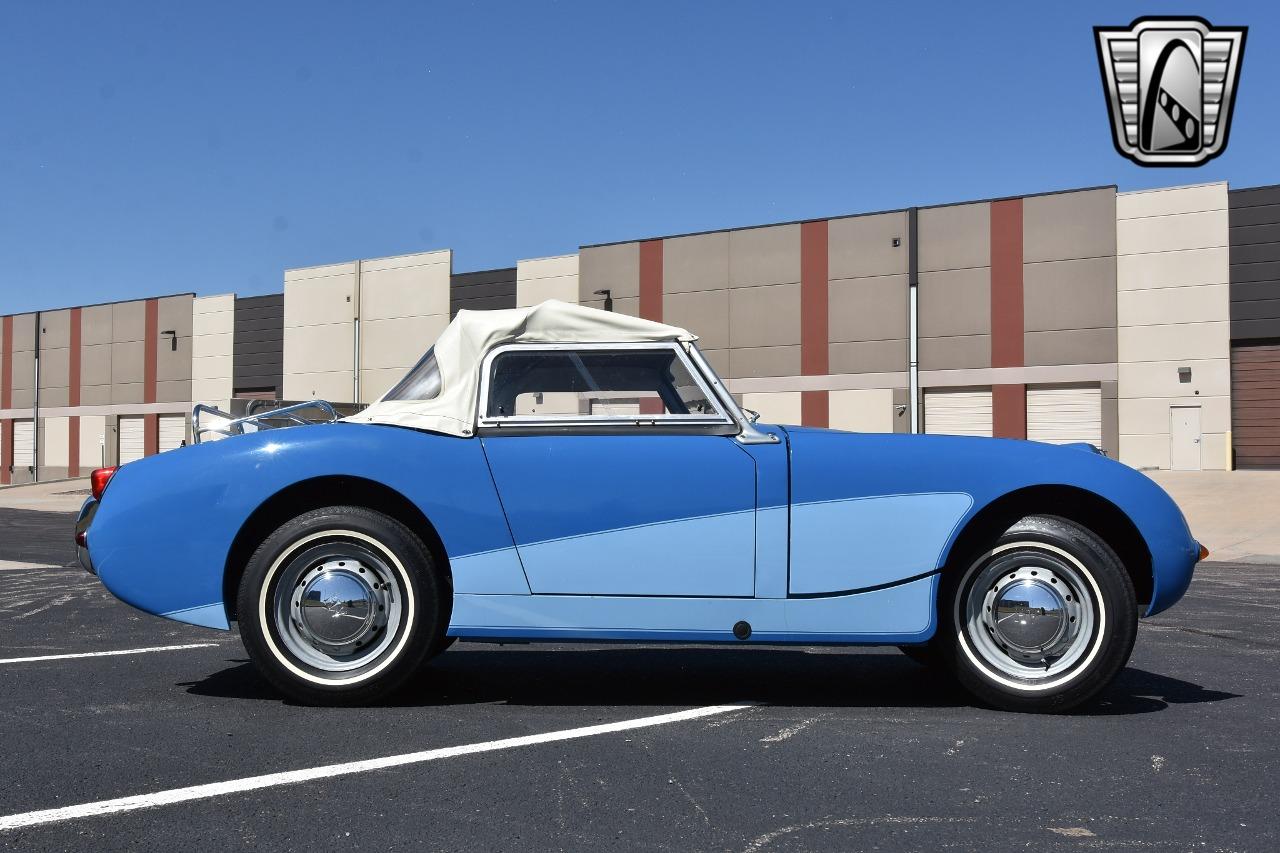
[3, 291, 197, 319]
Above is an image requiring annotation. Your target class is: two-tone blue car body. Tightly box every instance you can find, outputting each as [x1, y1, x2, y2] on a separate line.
[78, 301, 1203, 710]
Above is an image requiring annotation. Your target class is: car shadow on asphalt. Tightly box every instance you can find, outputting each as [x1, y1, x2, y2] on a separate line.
[182, 646, 1240, 715]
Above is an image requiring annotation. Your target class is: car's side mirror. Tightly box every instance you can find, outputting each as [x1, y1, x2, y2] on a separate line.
[743, 408, 761, 423]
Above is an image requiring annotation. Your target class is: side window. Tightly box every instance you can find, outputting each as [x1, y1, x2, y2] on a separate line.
[485, 347, 725, 422]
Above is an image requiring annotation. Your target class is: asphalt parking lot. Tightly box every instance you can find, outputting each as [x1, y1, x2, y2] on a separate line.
[1, 505, 1276, 852]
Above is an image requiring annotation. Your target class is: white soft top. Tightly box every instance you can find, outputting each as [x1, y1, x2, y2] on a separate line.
[345, 300, 696, 436]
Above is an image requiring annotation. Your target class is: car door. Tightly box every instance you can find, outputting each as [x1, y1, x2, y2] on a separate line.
[478, 343, 758, 597]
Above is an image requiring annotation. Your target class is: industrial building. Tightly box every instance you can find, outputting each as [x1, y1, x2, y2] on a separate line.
[2, 179, 1278, 483]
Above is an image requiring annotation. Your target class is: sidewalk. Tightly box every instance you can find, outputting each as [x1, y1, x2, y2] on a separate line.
[0, 479, 89, 513]
[1147, 470, 1280, 565]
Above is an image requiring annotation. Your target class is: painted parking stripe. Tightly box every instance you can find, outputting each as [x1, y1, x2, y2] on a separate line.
[0, 561, 60, 571]
[0, 643, 220, 665]
[0, 702, 753, 831]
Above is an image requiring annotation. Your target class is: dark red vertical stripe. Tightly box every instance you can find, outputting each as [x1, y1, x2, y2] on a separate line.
[801, 220, 829, 427]
[144, 413, 159, 457]
[638, 240, 665, 415]
[1, 420, 10, 486]
[69, 307, 82, 477]
[990, 199, 1026, 439]
[143, 298, 158, 405]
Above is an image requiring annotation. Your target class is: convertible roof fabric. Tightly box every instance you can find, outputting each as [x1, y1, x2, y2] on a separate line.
[345, 300, 696, 436]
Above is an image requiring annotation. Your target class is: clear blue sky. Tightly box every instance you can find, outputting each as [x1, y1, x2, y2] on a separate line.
[1, 1, 1276, 313]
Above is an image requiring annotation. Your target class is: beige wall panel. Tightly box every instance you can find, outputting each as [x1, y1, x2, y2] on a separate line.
[192, 378, 232, 407]
[1119, 396, 1230, 435]
[359, 368, 413, 404]
[663, 231, 729, 293]
[285, 273, 357, 328]
[111, 301, 145, 343]
[82, 305, 113, 345]
[517, 255, 579, 307]
[578, 243, 640, 301]
[156, 333, 192, 382]
[1201, 433, 1229, 471]
[1117, 183, 1227, 220]
[1119, 434, 1170, 469]
[1023, 189, 1116, 263]
[193, 352, 233, 382]
[39, 347, 69, 391]
[157, 295, 194, 337]
[1024, 327, 1117, 366]
[42, 387, 70, 408]
[1117, 282, 1229, 327]
[80, 344, 112, 386]
[729, 346, 801, 379]
[284, 325, 355, 375]
[1116, 247, 1229, 291]
[192, 331, 234, 365]
[829, 275, 908, 343]
[701, 348, 730, 377]
[10, 350, 34, 391]
[581, 295, 639, 317]
[1118, 359, 1230, 400]
[285, 261, 356, 282]
[110, 341, 145, 385]
[155, 379, 191, 404]
[918, 202, 990, 272]
[829, 339, 908, 374]
[664, 288, 729, 349]
[360, 266, 450, 321]
[40, 310, 71, 349]
[193, 293, 236, 319]
[44, 416, 69, 467]
[919, 334, 991, 370]
[827, 212, 910, 280]
[1023, 257, 1116, 332]
[361, 250, 450, 273]
[918, 268, 991, 337]
[286, 371, 354, 403]
[728, 225, 800, 288]
[1118, 321, 1229, 363]
[729, 282, 800, 348]
[79, 415, 107, 469]
[829, 388, 895, 433]
[1117, 209, 1229, 256]
[11, 388, 33, 409]
[80, 385, 110, 406]
[360, 314, 450, 369]
[742, 391, 802, 426]
[112, 382, 143, 405]
[10, 314, 35, 351]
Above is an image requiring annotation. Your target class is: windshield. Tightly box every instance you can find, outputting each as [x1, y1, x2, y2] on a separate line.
[382, 347, 441, 401]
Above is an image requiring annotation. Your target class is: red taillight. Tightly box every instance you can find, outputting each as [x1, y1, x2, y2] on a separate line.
[91, 467, 118, 500]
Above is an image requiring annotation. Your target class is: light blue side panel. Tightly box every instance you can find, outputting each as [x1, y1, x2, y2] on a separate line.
[448, 574, 936, 643]
[520, 511, 756, 597]
[159, 602, 230, 630]
[450, 548, 531, 594]
[789, 492, 973, 595]
[754, 506, 789, 599]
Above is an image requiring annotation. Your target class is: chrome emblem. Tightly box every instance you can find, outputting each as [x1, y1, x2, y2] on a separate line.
[1095, 17, 1246, 166]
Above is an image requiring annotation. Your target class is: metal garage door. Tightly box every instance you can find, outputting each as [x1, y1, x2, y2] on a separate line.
[118, 416, 145, 464]
[1027, 385, 1102, 446]
[13, 420, 35, 470]
[1232, 342, 1280, 468]
[158, 415, 186, 452]
[924, 389, 992, 437]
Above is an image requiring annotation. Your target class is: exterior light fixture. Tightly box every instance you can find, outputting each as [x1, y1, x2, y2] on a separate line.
[593, 289, 614, 312]
[162, 329, 178, 351]
[1178, 366, 1192, 383]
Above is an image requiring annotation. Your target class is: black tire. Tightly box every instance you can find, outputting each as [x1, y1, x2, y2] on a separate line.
[936, 515, 1137, 713]
[237, 505, 446, 706]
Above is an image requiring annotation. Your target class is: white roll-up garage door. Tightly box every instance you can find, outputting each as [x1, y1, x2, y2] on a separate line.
[158, 415, 186, 452]
[13, 420, 35, 469]
[1027, 385, 1102, 446]
[924, 389, 993, 437]
[118, 416, 145, 464]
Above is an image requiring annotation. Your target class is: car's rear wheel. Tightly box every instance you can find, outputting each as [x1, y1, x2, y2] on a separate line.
[237, 506, 446, 705]
[937, 515, 1137, 713]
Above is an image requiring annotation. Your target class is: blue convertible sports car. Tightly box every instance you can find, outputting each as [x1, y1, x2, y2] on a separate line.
[76, 301, 1205, 711]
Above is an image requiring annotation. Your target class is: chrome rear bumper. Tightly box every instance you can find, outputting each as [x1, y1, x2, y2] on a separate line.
[75, 497, 98, 575]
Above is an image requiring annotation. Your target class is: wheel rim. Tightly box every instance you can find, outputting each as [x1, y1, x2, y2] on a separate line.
[957, 542, 1100, 688]
[270, 537, 406, 676]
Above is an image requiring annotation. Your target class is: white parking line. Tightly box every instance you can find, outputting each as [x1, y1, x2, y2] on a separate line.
[0, 561, 60, 571]
[0, 643, 220, 665]
[0, 702, 752, 831]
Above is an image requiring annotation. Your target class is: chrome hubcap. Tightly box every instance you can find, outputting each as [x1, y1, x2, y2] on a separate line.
[272, 541, 405, 675]
[961, 548, 1097, 683]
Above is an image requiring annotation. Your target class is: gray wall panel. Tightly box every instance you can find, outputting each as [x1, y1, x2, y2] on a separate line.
[234, 294, 283, 395]
[1231, 185, 1280, 342]
[450, 268, 516, 318]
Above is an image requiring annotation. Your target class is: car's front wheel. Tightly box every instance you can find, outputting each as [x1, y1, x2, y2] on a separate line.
[237, 505, 446, 705]
[937, 515, 1137, 713]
